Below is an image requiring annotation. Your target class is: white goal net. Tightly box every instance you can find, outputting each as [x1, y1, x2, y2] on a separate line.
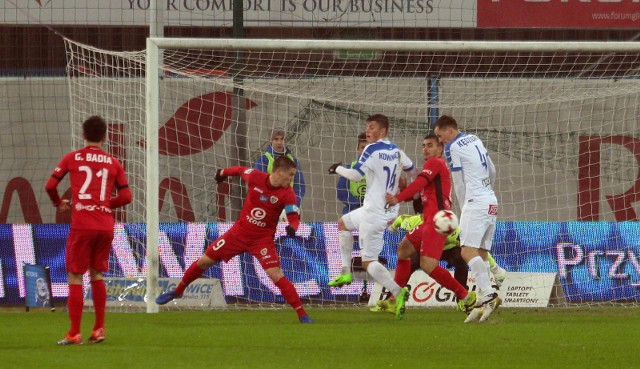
[64, 38, 640, 311]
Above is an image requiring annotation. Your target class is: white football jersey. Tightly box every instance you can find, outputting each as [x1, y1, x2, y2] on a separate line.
[352, 139, 414, 214]
[445, 133, 497, 205]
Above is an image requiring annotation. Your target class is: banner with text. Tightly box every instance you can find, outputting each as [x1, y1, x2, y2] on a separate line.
[84, 277, 226, 308]
[369, 271, 564, 308]
[1, 0, 477, 27]
[0, 221, 639, 304]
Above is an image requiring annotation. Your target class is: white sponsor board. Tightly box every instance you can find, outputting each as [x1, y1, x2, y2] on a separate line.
[84, 277, 227, 308]
[369, 271, 565, 308]
[1, 0, 477, 27]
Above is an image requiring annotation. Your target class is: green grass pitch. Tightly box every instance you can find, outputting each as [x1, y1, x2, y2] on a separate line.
[2, 307, 638, 369]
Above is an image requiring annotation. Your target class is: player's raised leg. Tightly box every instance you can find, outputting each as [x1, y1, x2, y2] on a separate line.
[155, 248, 219, 305]
[329, 214, 361, 287]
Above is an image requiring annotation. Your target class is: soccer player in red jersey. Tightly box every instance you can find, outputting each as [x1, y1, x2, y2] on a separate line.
[155, 156, 313, 323]
[45, 116, 132, 345]
[384, 134, 476, 314]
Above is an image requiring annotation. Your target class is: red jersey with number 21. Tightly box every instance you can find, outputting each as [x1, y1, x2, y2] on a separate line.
[51, 146, 128, 231]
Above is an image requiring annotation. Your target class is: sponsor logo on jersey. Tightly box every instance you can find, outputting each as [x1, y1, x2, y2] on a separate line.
[246, 207, 267, 227]
[259, 195, 268, 203]
[75, 202, 112, 213]
[270, 196, 278, 204]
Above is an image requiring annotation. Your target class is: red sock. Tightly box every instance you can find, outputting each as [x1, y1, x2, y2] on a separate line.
[175, 262, 204, 297]
[429, 265, 468, 300]
[67, 284, 84, 336]
[91, 280, 106, 331]
[394, 259, 412, 288]
[275, 277, 307, 319]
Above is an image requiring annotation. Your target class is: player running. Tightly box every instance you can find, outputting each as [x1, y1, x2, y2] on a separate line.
[46, 115, 132, 345]
[327, 114, 418, 320]
[155, 156, 313, 323]
[434, 115, 502, 323]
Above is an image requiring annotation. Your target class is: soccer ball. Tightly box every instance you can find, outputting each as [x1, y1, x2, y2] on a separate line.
[432, 210, 459, 235]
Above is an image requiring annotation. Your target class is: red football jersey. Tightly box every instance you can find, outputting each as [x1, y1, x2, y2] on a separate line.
[232, 167, 298, 237]
[51, 146, 128, 231]
[419, 157, 453, 216]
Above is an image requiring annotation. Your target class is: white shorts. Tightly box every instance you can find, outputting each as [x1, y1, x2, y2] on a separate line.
[459, 203, 498, 251]
[342, 207, 395, 262]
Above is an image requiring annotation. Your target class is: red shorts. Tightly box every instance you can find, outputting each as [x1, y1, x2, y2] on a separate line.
[205, 226, 280, 270]
[66, 229, 113, 274]
[404, 215, 446, 259]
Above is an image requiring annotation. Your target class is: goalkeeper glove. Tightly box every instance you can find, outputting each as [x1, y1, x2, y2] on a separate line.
[328, 162, 342, 175]
[214, 169, 226, 183]
[286, 225, 297, 237]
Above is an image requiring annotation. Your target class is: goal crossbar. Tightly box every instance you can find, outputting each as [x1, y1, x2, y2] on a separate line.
[148, 38, 640, 53]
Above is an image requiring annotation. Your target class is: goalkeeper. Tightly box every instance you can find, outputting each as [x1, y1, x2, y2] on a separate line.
[387, 214, 506, 290]
[372, 215, 507, 313]
[336, 132, 368, 214]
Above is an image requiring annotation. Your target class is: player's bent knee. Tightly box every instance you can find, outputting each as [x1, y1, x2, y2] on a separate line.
[420, 257, 438, 274]
[89, 268, 103, 281]
[397, 238, 416, 259]
[460, 246, 480, 261]
[265, 267, 285, 282]
[337, 218, 348, 231]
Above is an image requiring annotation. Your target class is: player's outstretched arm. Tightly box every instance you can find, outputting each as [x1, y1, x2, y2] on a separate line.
[327, 162, 342, 175]
[215, 167, 249, 182]
[214, 168, 227, 183]
[395, 175, 429, 203]
[330, 164, 364, 182]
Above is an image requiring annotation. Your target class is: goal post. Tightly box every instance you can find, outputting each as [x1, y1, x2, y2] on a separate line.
[64, 37, 640, 312]
[145, 38, 161, 313]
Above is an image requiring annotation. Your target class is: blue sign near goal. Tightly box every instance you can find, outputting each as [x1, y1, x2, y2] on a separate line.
[23, 263, 55, 311]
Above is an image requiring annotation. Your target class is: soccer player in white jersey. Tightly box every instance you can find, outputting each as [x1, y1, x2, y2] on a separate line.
[434, 115, 501, 323]
[327, 114, 418, 320]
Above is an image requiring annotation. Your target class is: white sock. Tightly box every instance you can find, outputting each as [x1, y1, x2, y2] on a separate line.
[469, 256, 494, 296]
[367, 261, 401, 297]
[339, 230, 354, 274]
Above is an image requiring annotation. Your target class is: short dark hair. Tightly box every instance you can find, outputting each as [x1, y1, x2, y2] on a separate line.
[273, 155, 296, 171]
[83, 115, 107, 142]
[434, 115, 458, 130]
[366, 114, 389, 131]
[357, 132, 367, 142]
[424, 133, 443, 147]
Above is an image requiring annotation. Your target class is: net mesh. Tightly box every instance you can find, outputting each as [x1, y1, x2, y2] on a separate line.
[64, 38, 640, 310]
